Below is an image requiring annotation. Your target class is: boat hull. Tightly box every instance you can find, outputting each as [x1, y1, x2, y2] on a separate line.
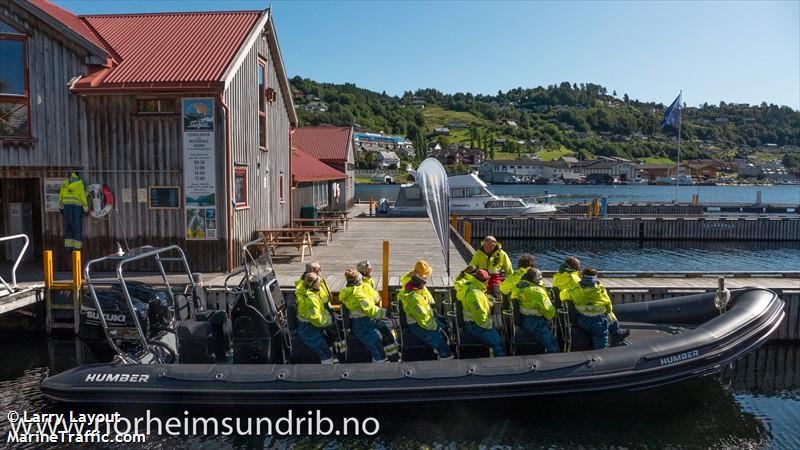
[41, 289, 784, 405]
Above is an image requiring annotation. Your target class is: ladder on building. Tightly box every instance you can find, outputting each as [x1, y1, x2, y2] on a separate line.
[43, 250, 82, 334]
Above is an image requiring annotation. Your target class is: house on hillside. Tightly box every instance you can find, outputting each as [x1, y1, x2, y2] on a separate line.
[429, 146, 485, 168]
[376, 151, 400, 169]
[0, 0, 297, 271]
[291, 148, 346, 219]
[292, 126, 355, 210]
[572, 160, 636, 182]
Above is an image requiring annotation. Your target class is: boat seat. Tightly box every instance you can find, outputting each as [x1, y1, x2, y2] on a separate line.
[194, 309, 232, 361]
[176, 320, 215, 364]
[508, 301, 547, 356]
[340, 304, 377, 363]
[454, 301, 491, 359]
[230, 293, 283, 364]
[396, 300, 437, 362]
[280, 297, 323, 364]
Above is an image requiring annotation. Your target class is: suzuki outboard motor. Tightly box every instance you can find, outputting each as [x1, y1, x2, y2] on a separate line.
[80, 290, 150, 357]
[111, 282, 173, 333]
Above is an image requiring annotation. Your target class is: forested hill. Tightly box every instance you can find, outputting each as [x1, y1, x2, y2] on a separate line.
[289, 76, 799, 162]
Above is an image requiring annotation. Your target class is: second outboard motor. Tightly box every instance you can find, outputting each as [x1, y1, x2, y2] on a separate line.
[80, 290, 150, 356]
[111, 282, 173, 333]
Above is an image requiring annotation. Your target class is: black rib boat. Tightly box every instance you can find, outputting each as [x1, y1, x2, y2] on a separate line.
[40, 243, 785, 406]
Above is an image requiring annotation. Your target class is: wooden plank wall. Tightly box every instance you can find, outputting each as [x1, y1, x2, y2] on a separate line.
[224, 28, 291, 268]
[0, 4, 86, 166]
[458, 216, 800, 241]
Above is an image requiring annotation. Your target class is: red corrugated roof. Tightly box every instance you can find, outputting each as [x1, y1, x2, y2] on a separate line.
[292, 126, 352, 162]
[28, 0, 108, 52]
[292, 148, 346, 183]
[78, 11, 260, 89]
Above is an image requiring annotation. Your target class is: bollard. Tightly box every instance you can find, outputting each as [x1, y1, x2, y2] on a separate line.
[600, 196, 608, 217]
[587, 201, 593, 217]
[369, 196, 374, 215]
[450, 214, 458, 231]
[71, 251, 82, 334]
[463, 221, 472, 245]
[381, 240, 390, 308]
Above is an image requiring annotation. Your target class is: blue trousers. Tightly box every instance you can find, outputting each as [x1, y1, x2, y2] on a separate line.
[520, 315, 559, 353]
[576, 313, 609, 349]
[297, 321, 333, 362]
[608, 320, 622, 336]
[351, 317, 385, 361]
[62, 204, 84, 251]
[463, 322, 506, 357]
[408, 324, 451, 358]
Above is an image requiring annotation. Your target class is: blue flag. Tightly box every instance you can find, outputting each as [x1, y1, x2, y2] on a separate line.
[662, 93, 681, 128]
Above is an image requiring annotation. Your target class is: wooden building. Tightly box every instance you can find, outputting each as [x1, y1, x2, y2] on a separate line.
[291, 126, 355, 210]
[0, 0, 297, 271]
[290, 148, 346, 218]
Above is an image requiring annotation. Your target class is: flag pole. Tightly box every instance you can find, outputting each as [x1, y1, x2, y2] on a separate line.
[675, 90, 682, 203]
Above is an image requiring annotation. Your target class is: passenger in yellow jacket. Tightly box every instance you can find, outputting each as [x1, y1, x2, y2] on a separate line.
[469, 236, 513, 299]
[499, 254, 536, 300]
[398, 274, 452, 359]
[295, 261, 332, 306]
[340, 270, 397, 362]
[357, 259, 380, 303]
[460, 270, 506, 357]
[566, 268, 616, 349]
[552, 256, 582, 304]
[295, 272, 342, 363]
[512, 269, 558, 353]
[400, 260, 433, 288]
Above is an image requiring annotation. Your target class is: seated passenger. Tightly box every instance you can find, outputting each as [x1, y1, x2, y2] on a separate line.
[295, 261, 332, 306]
[460, 270, 507, 357]
[295, 272, 343, 364]
[500, 253, 536, 301]
[454, 265, 478, 304]
[339, 269, 395, 362]
[398, 274, 453, 360]
[566, 268, 615, 349]
[356, 259, 400, 360]
[513, 269, 558, 353]
[469, 236, 514, 300]
[400, 260, 433, 288]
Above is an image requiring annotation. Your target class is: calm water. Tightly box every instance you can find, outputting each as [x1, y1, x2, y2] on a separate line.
[495, 240, 800, 272]
[356, 183, 800, 204]
[0, 334, 798, 449]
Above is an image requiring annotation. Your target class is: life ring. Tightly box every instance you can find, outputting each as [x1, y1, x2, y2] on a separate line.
[87, 183, 113, 218]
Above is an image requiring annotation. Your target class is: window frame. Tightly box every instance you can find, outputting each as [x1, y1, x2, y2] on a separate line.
[0, 32, 31, 139]
[233, 164, 249, 209]
[136, 98, 177, 115]
[258, 58, 268, 151]
[279, 172, 285, 204]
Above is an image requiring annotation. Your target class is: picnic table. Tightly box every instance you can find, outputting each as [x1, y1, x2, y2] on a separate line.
[289, 218, 335, 244]
[256, 228, 313, 262]
[316, 210, 350, 231]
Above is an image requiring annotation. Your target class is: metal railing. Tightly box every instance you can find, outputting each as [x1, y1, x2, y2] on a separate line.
[0, 234, 29, 293]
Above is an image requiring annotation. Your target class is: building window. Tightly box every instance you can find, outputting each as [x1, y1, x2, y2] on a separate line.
[279, 173, 285, 203]
[258, 59, 267, 151]
[0, 24, 30, 139]
[137, 99, 176, 114]
[234, 165, 248, 208]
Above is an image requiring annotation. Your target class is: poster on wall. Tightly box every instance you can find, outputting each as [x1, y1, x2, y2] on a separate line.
[182, 98, 217, 240]
[44, 178, 63, 212]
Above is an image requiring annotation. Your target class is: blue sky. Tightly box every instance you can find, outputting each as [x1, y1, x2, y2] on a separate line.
[53, 1, 800, 108]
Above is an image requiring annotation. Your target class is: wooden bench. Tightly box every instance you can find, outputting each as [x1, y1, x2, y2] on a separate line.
[318, 210, 350, 231]
[289, 219, 334, 244]
[256, 228, 313, 262]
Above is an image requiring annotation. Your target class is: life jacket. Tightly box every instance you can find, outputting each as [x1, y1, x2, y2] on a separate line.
[460, 279, 493, 329]
[398, 284, 437, 331]
[296, 288, 332, 328]
[340, 282, 386, 320]
[514, 280, 556, 319]
[59, 173, 88, 210]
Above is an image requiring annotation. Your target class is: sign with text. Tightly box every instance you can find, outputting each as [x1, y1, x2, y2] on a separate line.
[44, 178, 63, 212]
[183, 98, 217, 240]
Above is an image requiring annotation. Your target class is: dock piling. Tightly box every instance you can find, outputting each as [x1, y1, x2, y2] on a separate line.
[382, 240, 390, 308]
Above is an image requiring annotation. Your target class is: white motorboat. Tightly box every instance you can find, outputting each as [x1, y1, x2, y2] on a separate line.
[383, 173, 557, 216]
[654, 174, 695, 186]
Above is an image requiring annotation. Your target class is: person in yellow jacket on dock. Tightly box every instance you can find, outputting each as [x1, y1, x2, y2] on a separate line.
[512, 268, 558, 353]
[58, 172, 88, 252]
[340, 269, 398, 362]
[500, 254, 536, 300]
[460, 269, 506, 357]
[398, 274, 452, 359]
[295, 272, 343, 364]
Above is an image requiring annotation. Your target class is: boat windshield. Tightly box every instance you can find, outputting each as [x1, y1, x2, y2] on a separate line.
[452, 186, 491, 198]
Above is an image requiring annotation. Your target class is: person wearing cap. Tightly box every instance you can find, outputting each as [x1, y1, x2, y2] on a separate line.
[565, 268, 617, 349]
[454, 265, 478, 304]
[295, 262, 332, 306]
[500, 254, 536, 300]
[356, 259, 401, 360]
[552, 256, 582, 305]
[460, 269, 506, 357]
[513, 268, 558, 353]
[400, 260, 433, 288]
[398, 274, 453, 359]
[295, 272, 343, 364]
[340, 269, 396, 362]
[469, 236, 513, 299]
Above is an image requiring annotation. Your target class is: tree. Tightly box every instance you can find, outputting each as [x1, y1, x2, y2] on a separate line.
[469, 126, 480, 148]
[613, 90, 617, 97]
[783, 152, 800, 168]
[623, 93, 629, 102]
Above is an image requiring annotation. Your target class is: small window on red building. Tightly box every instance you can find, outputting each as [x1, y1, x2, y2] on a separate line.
[258, 59, 268, 151]
[137, 99, 176, 114]
[0, 23, 30, 138]
[234, 165, 248, 208]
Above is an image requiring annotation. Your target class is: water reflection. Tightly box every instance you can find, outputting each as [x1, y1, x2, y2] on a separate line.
[1, 335, 797, 449]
